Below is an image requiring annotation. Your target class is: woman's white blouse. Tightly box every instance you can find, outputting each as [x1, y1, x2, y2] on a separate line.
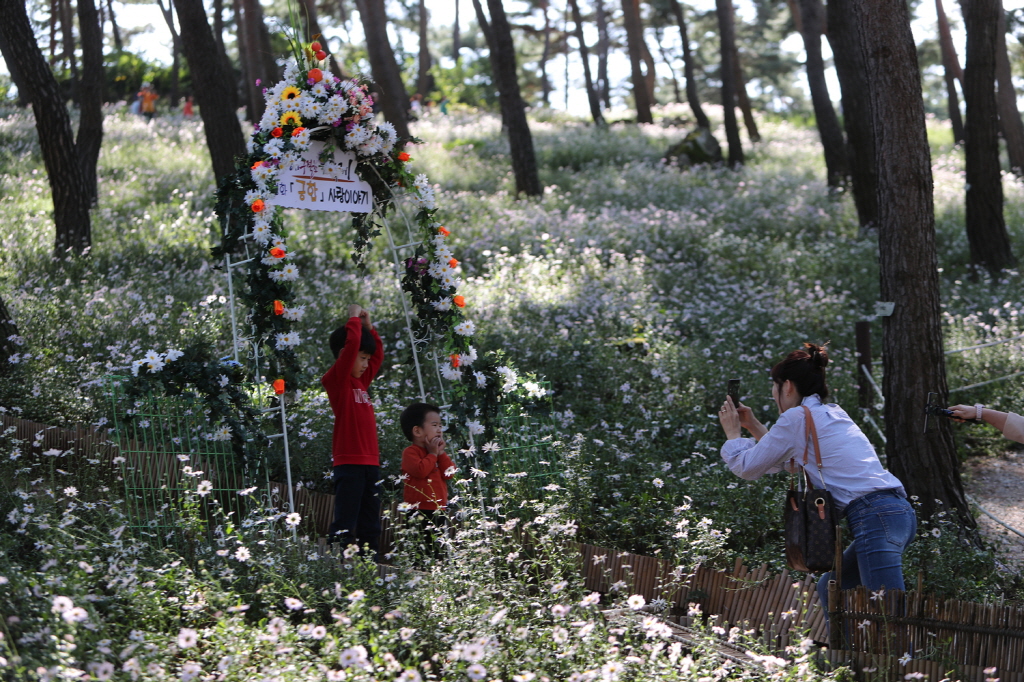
[1005, 412, 1024, 443]
[719, 394, 905, 511]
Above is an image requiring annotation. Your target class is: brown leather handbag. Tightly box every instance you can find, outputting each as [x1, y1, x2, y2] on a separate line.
[784, 406, 840, 573]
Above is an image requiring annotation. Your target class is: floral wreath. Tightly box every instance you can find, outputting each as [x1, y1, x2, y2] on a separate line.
[125, 38, 546, 454]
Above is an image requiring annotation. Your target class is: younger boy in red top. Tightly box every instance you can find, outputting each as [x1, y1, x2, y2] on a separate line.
[323, 304, 384, 553]
[399, 403, 454, 558]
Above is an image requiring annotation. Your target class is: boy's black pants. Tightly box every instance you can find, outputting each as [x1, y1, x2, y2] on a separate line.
[328, 464, 381, 556]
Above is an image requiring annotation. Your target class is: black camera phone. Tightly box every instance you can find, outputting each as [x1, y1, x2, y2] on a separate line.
[727, 379, 741, 408]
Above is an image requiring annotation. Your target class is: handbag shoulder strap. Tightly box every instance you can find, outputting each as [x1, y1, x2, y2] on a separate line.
[801, 405, 828, 490]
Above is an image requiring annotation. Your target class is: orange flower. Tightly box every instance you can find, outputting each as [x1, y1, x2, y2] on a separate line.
[270, 247, 286, 259]
[291, 126, 306, 138]
[252, 160, 264, 170]
[273, 300, 284, 315]
[438, 226, 450, 237]
[273, 379, 285, 395]
[251, 199, 265, 213]
[308, 68, 323, 83]
[453, 295, 465, 308]
[450, 354, 460, 368]
[271, 127, 283, 138]
[397, 152, 411, 162]
[448, 258, 459, 269]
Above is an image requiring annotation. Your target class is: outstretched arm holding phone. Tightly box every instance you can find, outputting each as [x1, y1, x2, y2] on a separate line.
[948, 404, 1024, 443]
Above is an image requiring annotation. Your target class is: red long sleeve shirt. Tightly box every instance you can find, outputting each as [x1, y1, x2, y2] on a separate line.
[322, 317, 384, 466]
[401, 445, 454, 510]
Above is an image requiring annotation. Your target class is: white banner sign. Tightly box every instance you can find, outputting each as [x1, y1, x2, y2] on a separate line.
[267, 141, 373, 213]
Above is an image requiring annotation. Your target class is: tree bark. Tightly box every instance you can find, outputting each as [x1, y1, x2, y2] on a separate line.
[59, 0, 79, 103]
[995, 9, 1024, 174]
[796, 0, 848, 188]
[936, 0, 966, 144]
[174, 0, 247, 183]
[715, 0, 743, 165]
[961, 0, 1016, 275]
[826, 0, 878, 231]
[453, 0, 461, 61]
[567, 0, 605, 126]
[850, 0, 974, 529]
[595, 0, 611, 109]
[0, 294, 19, 372]
[732, 52, 760, 142]
[654, 26, 682, 104]
[486, 0, 541, 196]
[0, 0, 92, 256]
[107, 0, 122, 51]
[77, 0, 104, 206]
[539, 1, 552, 106]
[417, 0, 434, 97]
[0, 19, 31, 106]
[356, 0, 411, 140]
[640, 28, 657, 103]
[621, 0, 653, 123]
[671, 0, 710, 129]
[232, 0, 254, 122]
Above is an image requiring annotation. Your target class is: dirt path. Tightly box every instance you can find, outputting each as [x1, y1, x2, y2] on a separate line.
[964, 450, 1024, 570]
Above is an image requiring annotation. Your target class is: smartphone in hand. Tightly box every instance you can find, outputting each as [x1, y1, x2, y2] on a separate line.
[727, 379, 740, 408]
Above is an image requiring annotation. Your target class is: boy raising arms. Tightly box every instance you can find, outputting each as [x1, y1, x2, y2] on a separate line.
[323, 304, 384, 555]
[399, 403, 455, 554]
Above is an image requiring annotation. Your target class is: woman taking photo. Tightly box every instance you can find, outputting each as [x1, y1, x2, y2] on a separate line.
[717, 343, 916, 612]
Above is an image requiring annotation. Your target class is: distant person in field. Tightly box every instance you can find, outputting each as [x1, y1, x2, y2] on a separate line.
[183, 95, 194, 119]
[399, 402, 455, 559]
[138, 82, 159, 121]
[948, 403, 1024, 443]
[323, 304, 384, 555]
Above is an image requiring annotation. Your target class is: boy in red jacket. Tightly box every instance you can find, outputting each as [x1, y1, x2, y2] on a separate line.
[399, 403, 455, 557]
[323, 304, 384, 554]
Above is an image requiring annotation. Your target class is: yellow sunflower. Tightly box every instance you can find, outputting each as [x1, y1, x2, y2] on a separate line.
[280, 85, 301, 102]
[279, 111, 302, 127]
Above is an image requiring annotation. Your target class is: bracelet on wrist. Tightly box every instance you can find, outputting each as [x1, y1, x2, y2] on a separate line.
[975, 403, 984, 421]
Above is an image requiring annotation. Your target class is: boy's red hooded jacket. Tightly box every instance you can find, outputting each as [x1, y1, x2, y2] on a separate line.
[321, 317, 384, 466]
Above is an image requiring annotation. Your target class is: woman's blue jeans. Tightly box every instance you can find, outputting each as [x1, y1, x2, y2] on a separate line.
[816, 490, 917, 616]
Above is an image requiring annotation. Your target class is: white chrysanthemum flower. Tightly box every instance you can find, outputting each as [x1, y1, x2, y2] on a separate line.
[627, 594, 646, 610]
[246, 137, 256, 155]
[165, 349, 184, 362]
[177, 628, 198, 648]
[280, 264, 300, 281]
[496, 366, 517, 391]
[427, 262, 445, 280]
[233, 545, 251, 561]
[196, 480, 213, 496]
[263, 138, 284, 159]
[435, 244, 453, 260]
[284, 597, 303, 611]
[453, 320, 475, 337]
[261, 253, 285, 266]
[251, 163, 274, 189]
[474, 371, 486, 388]
[440, 272, 462, 290]
[291, 127, 312, 150]
[259, 105, 280, 132]
[459, 346, 478, 366]
[213, 424, 232, 441]
[62, 606, 88, 623]
[431, 297, 452, 311]
[285, 512, 302, 527]
[311, 82, 328, 98]
[251, 223, 274, 244]
[274, 332, 301, 349]
[282, 305, 306, 321]
[51, 596, 74, 614]
[268, 271, 287, 282]
[466, 420, 485, 436]
[440, 363, 462, 381]
[282, 59, 300, 81]
[280, 150, 300, 168]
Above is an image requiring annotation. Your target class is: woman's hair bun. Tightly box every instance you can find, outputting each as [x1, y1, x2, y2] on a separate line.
[803, 342, 830, 369]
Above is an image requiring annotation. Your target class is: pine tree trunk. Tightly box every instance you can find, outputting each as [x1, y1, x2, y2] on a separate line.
[174, 0, 247, 183]
[733, 53, 760, 142]
[850, 0, 975, 529]
[654, 27, 682, 104]
[796, 0, 848, 188]
[621, 0, 653, 123]
[567, 0, 605, 126]
[671, 0, 710, 129]
[596, 0, 611, 109]
[106, 0, 121, 51]
[995, 9, 1024, 174]
[417, 0, 434, 97]
[961, 0, 1016, 275]
[0, 16, 31, 106]
[453, 0, 461, 61]
[356, 0, 411, 140]
[0, 0, 92, 256]
[486, 0, 541, 196]
[77, 0, 104, 206]
[60, 0, 79, 103]
[936, 0, 966, 144]
[826, 0, 879, 231]
[0, 293, 18, 372]
[232, 0, 254, 122]
[640, 31, 657, 104]
[716, 0, 743, 166]
[539, 2, 552, 106]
